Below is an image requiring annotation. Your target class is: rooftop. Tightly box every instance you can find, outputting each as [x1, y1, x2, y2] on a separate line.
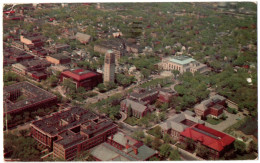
[48, 53, 70, 60]
[160, 112, 204, 132]
[180, 124, 235, 152]
[61, 68, 101, 81]
[4, 81, 57, 113]
[31, 107, 98, 137]
[169, 55, 195, 65]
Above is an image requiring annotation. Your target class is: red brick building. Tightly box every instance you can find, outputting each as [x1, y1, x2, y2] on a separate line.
[121, 87, 177, 118]
[4, 81, 57, 116]
[60, 68, 102, 90]
[194, 94, 226, 119]
[30, 107, 118, 160]
[179, 124, 235, 159]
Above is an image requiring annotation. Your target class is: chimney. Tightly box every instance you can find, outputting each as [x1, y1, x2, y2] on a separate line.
[125, 139, 130, 149]
[133, 148, 138, 155]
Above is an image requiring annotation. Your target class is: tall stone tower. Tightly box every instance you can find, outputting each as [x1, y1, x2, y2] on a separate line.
[103, 50, 115, 83]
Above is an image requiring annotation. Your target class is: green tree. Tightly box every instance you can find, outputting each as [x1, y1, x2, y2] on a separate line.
[196, 144, 210, 159]
[169, 149, 181, 160]
[144, 136, 153, 147]
[234, 140, 246, 154]
[163, 134, 172, 144]
[172, 70, 180, 79]
[152, 138, 162, 150]
[97, 83, 106, 93]
[159, 144, 172, 158]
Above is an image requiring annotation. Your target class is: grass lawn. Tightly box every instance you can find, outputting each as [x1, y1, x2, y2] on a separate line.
[124, 116, 139, 126]
[206, 117, 224, 125]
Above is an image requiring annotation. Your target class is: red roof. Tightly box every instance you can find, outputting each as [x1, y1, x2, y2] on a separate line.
[62, 68, 99, 81]
[180, 124, 235, 152]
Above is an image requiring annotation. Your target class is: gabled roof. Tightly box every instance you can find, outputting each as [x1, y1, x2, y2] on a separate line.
[121, 99, 147, 113]
[180, 124, 235, 152]
[160, 112, 204, 132]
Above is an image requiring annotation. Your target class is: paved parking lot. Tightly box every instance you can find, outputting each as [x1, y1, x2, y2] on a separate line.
[205, 111, 245, 132]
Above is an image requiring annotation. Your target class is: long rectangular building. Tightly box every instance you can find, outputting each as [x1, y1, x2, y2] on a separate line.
[4, 81, 57, 116]
[30, 107, 118, 160]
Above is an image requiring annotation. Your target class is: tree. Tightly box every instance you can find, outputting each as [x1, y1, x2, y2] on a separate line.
[141, 69, 151, 79]
[234, 140, 246, 154]
[169, 149, 181, 160]
[196, 144, 210, 159]
[133, 131, 145, 141]
[163, 134, 172, 144]
[152, 138, 162, 150]
[46, 75, 58, 87]
[149, 156, 160, 161]
[159, 144, 172, 158]
[172, 70, 180, 79]
[144, 136, 153, 147]
[62, 79, 76, 93]
[159, 112, 166, 121]
[97, 83, 106, 93]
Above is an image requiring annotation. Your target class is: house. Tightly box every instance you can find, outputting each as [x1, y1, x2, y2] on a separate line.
[60, 68, 102, 90]
[90, 131, 157, 161]
[160, 111, 204, 140]
[194, 94, 226, 119]
[179, 124, 235, 159]
[75, 32, 91, 44]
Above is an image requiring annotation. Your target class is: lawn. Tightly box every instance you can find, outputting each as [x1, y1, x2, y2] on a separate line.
[205, 117, 224, 125]
[124, 116, 139, 126]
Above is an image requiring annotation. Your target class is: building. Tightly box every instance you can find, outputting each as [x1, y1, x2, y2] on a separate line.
[20, 33, 45, 48]
[159, 55, 209, 74]
[179, 124, 235, 159]
[94, 39, 125, 64]
[4, 46, 34, 66]
[90, 131, 157, 161]
[54, 44, 70, 53]
[121, 99, 152, 118]
[46, 53, 71, 65]
[60, 68, 102, 90]
[4, 81, 57, 116]
[194, 94, 226, 119]
[30, 107, 118, 160]
[121, 87, 177, 118]
[48, 65, 69, 75]
[103, 50, 115, 83]
[75, 32, 91, 44]
[12, 59, 51, 81]
[160, 111, 204, 140]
